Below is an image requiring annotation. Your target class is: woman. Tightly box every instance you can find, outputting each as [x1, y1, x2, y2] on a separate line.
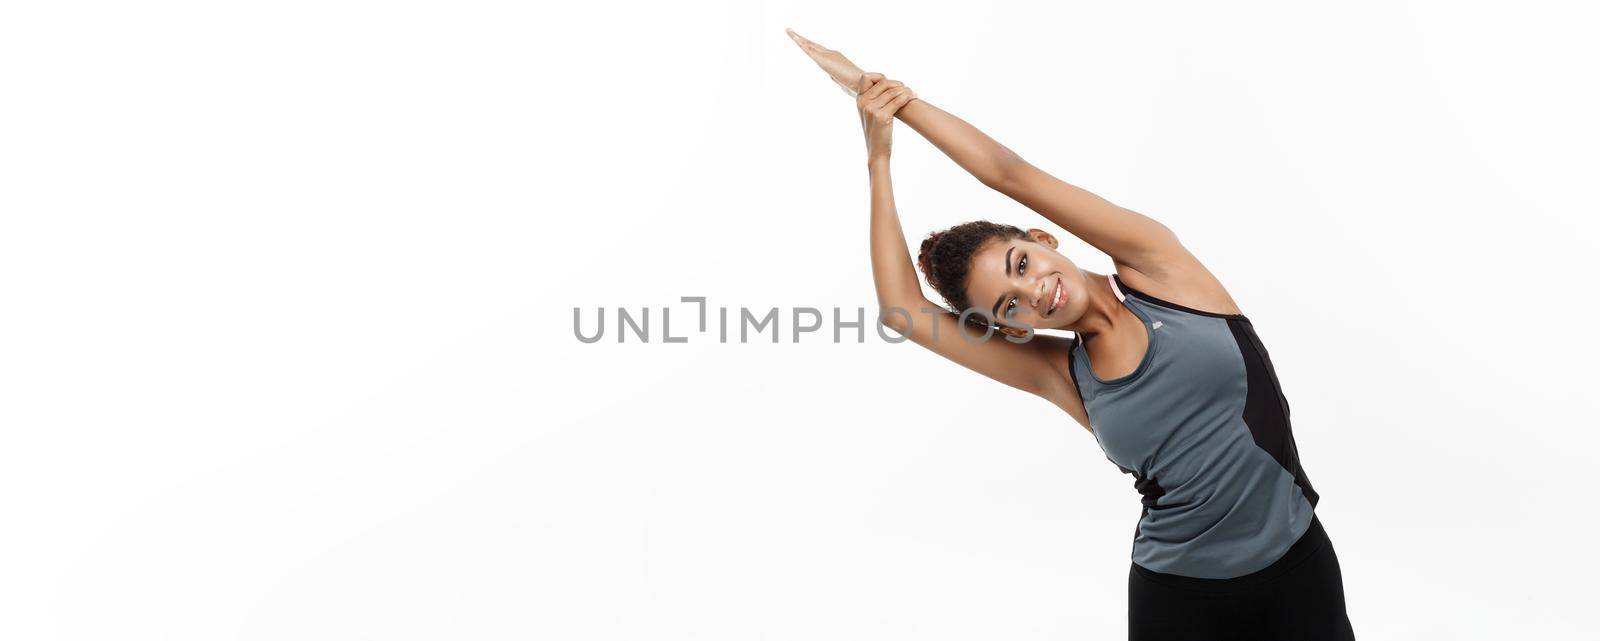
[789, 30, 1356, 640]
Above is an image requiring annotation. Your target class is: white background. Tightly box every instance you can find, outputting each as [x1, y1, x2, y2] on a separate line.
[3, 1, 1597, 639]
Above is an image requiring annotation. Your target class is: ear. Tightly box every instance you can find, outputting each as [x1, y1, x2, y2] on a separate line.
[996, 325, 1030, 339]
[1026, 228, 1059, 250]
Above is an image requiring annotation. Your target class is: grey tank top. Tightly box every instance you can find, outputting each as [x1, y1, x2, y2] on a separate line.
[1067, 273, 1319, 579]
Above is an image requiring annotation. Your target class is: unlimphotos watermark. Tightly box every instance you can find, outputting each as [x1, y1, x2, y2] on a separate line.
[573, 296, 1039, 344]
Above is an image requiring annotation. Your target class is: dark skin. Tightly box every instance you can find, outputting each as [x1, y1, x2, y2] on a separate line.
[789, 29, 1246, 432]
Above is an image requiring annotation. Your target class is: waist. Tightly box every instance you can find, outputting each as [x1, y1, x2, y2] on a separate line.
[1131, 513, 1330, 591]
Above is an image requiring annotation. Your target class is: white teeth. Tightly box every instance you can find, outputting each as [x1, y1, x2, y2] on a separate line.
[1051, 282, 1063, 312]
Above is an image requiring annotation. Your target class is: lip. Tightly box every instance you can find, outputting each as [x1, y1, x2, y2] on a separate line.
[1045, 275, 1066, 316]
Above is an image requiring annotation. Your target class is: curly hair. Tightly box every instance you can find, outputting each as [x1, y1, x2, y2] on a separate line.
[915, 220, 1029, 318]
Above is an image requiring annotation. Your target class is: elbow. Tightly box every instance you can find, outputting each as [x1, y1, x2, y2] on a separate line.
[878, 307, 913, 335]
[985, 153, 1027, 190]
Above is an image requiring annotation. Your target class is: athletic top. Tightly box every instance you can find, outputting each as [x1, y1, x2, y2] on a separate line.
[1066, 273, 1319, 579]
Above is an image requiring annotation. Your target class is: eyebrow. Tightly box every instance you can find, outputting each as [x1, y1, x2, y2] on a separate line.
[992, 246, 1015, 319]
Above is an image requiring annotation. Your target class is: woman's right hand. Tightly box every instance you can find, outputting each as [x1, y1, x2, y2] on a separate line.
[786, 28, 866, 97]
[857, 72, 917, 161]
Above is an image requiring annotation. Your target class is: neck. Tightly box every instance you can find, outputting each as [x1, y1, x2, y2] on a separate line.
[1069, 271, 1134, 341]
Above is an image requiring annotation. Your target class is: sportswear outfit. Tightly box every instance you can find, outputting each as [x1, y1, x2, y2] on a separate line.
[1066, 274, 1355, 640]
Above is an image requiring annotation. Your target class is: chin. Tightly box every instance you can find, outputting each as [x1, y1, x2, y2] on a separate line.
[1041, 303, 1083, 331]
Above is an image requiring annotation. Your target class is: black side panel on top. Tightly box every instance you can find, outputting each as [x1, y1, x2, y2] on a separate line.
[1066, 334, 1081, 393]
[1226, 318, 1319, 508]
[1115, 463, 1167, 537]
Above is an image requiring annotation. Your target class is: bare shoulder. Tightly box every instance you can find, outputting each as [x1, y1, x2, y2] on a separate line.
[1113, 242, 1246, 317]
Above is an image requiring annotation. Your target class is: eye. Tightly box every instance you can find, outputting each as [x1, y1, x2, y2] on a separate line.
[1018, 254, 1028, 275]
[1005, 298, 1017, 318]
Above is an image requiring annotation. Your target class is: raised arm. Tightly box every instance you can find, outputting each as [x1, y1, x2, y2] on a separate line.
[987, 153, 1184, 279]
[856, 74, 1085, 426]
[894, 99, 1182, 278]
[784, 28, 1184, 277]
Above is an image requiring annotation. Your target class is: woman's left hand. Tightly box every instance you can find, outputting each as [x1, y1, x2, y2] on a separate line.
[857, 73, 917, 161]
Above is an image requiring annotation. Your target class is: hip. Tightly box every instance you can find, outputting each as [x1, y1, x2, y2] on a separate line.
[1127, 514, 1355, 640]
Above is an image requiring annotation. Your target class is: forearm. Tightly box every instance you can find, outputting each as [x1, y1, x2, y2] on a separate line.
[867, 156, 926, 310]
[894, 98, 1020, 188]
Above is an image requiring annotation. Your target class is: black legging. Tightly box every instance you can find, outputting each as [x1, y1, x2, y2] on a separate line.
[1127, 515, 1356, 640]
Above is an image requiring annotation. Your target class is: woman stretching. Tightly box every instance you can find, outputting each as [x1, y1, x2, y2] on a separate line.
[788, 29, 1356, 640]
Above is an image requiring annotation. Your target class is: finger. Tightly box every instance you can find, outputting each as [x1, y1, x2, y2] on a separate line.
[882, 89, 916, 117]
[786, 28, 823, 51]
[856, 72, 886, 95]
[882, 87, 916, 111]
[864, 86, 900, 112]
[789, 29, 828, 59]
[867, 85, 910, 112]
[858, 78, 902, 105]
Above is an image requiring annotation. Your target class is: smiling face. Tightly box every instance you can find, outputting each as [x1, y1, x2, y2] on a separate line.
[963, 229, 1090, 332]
